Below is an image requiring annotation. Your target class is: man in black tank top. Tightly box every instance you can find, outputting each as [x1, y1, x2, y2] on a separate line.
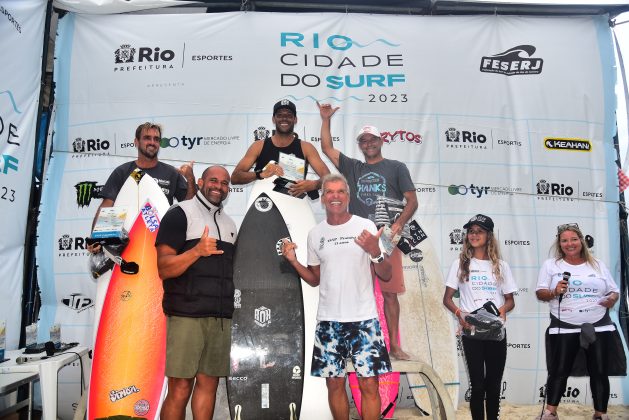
[231, 100, 330, 197]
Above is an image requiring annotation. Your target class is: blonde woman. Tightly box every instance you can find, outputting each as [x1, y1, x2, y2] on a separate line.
[443, 214, 516, 420]
[535, 223, 625, 420]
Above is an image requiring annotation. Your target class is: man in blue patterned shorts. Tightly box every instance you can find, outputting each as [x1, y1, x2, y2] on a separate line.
[282, 173, 392, 420]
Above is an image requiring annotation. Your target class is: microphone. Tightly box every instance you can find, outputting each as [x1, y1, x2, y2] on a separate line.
[558, 271, 571, 303]
[16, 355, 49, 364]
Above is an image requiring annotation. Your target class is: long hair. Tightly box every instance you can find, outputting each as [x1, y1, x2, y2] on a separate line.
[553, 224, 599, 271]
[457, 228, 503, 283]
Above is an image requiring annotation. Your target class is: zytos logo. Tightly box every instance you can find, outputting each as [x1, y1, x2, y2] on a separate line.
[536, 179, 574, 198]
[72, 137, 110, 153]
[58, 234, 88, 251]
[254, 306, 271, 327]
[480, 45, 543, 76]
[381, 130, 422, 145]
[61, 293, 94, 312]
[74, 181, 104, 207]
[115, 44, 174, 64]
[544, 137, 591, 152]
[448, 184, 489, 198]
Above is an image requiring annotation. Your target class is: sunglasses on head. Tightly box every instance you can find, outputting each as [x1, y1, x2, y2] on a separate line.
[557, 223, 579, 234]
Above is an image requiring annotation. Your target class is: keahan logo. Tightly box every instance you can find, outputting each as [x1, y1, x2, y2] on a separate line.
[544, 137, 591, 152]
[480, 45, 543, 76]
[61, 293, 94, 312]
[75, 181, 104, 207]
[254, 306, 271, 327]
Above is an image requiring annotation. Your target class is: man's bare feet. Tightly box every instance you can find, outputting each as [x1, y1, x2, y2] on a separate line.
[389, 345, 411, 361]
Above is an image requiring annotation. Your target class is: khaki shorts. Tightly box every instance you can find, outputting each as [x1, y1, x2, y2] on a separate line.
[378, 247, 405, 294]
[166, 315, 232, 378]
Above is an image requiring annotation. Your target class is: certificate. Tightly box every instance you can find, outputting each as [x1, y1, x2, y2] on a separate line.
[278, 152, 306, 182]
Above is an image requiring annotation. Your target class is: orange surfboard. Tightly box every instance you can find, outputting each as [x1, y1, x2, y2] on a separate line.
[88, 172, 169, 419]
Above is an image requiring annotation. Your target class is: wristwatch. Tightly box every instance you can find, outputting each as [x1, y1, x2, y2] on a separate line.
[255, 169, 263, 180]
[369, 252, 385, 263]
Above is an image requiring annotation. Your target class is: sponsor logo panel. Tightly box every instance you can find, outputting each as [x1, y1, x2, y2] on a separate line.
[544, 137, 591, 152]
[480, 45, 543, 76]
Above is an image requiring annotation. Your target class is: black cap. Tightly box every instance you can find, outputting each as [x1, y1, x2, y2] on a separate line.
[463, 214, 494, 232]
[273, 99, 297, 116]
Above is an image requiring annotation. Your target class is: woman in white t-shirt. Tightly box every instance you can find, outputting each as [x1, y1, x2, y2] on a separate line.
[535, 223, 625, 420]
[443, 214, 516, 420]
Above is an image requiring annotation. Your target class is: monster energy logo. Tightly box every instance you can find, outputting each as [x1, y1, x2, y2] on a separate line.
[75, 181, 104, 207]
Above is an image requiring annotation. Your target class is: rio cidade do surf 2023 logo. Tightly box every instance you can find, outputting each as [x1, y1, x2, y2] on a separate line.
[278, 32, 408, 102]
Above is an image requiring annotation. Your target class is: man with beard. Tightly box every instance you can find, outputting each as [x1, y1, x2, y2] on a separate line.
[231, 100, 330, 197]
[90, 122, 196, 230]
[156, 165, 237, 420]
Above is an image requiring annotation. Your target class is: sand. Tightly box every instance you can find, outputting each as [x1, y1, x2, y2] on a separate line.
[347, 403, 629, 419]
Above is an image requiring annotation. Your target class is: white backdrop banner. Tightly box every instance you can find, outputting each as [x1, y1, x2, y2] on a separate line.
[41, 10, 628, 412]
[0, 0, 46, 350]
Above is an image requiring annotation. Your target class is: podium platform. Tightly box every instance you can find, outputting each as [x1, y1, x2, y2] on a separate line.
[346, 358, 456, 420]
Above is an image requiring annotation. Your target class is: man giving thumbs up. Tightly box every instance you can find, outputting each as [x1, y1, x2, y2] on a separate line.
[156, 165, 237, 420]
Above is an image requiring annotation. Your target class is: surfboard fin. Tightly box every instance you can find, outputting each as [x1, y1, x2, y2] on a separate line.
[380, 399, 395, 419]
[289, 402, 297, 420]
[102, 245, 139, 275]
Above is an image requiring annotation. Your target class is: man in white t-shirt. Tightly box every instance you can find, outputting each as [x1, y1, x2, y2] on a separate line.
[282, 173, 392, 420]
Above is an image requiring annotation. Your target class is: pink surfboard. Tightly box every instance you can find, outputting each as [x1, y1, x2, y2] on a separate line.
[349, 277, 400, 418]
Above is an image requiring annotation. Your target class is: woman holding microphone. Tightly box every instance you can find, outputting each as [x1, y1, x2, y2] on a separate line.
[443, 214, 516, 420]
[536, 223, 626, 420]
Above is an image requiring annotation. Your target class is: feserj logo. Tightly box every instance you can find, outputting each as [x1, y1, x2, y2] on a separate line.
[480, 45, 543, 76]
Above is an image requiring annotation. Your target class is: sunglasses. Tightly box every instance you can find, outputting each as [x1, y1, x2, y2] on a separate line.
[557, 223, 579, 234]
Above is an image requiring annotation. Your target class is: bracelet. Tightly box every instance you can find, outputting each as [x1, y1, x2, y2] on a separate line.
[455, 308, 461, 318]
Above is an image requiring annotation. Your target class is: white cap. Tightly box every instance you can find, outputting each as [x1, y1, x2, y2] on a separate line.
[356, 125, 381, 141]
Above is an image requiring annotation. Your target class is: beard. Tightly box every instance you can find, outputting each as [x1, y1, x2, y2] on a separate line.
[139, 145, 159, 159]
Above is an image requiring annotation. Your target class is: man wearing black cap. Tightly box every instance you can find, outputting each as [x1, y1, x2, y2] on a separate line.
[231, 99, 330, 197]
